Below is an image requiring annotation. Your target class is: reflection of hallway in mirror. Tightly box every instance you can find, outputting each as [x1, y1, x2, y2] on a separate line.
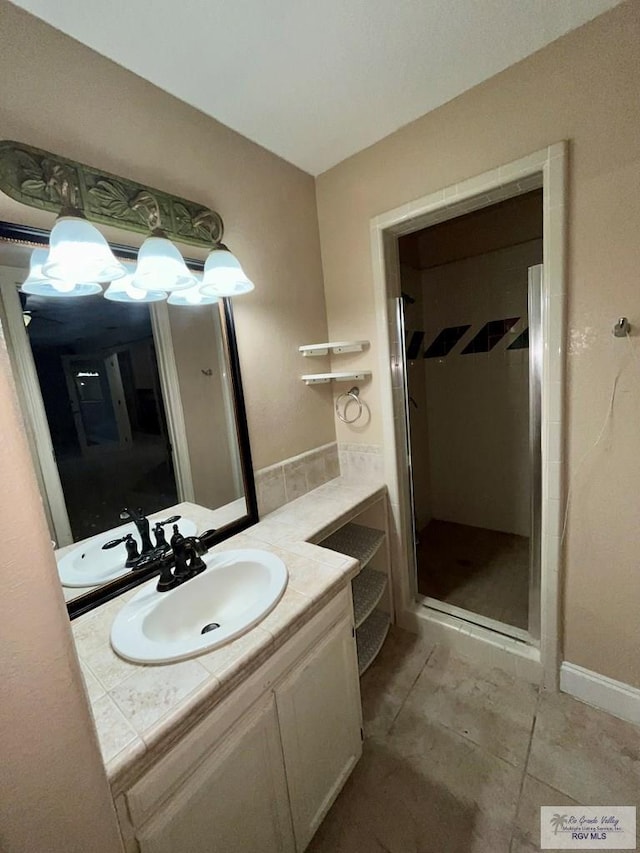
[57, 435, 177, 541]
[24, 293, 179, 541]
[416, 520, 529, 629]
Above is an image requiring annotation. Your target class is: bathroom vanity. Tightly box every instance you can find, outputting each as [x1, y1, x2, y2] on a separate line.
[72, 478, 391, 853]
[116, 588, 360, 853]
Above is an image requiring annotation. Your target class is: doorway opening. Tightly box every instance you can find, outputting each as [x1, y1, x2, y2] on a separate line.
[371, 145, 566, 686]
[398, 190, 543, 640]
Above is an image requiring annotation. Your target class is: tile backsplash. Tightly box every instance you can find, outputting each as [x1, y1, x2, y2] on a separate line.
[254, 441, 384, 517]
[338, 443, 384, 483]
[254, 442, 340, 515]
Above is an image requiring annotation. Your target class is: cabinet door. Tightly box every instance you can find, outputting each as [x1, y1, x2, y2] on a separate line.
[136, 693, 295, 853]
[275, 615, 362, 851]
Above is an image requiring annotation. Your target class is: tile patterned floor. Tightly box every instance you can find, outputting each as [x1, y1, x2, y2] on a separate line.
[417, 520, 530, 630]
[308, 627, 640, 853]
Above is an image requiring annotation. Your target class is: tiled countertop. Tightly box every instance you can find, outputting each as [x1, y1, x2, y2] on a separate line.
[72, 476, 386, 793]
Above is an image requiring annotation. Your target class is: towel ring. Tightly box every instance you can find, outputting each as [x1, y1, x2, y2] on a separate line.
[336, 386, 363, 424]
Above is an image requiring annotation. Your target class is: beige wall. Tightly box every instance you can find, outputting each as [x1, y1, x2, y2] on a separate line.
[317, 0, 640, 687]
[169, 304, 241, 508]
[0, 2, 334, 846]
[0, 0, 335, 472]
[0, 332, 123, 850]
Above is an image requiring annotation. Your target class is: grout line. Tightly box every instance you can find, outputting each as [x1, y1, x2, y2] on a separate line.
[509, 688, 541, 848]
[386, 641, 437, 736]
[397, 644, 540, 775]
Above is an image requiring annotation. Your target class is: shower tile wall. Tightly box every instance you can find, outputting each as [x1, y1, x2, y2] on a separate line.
[407, 239, 542, 538]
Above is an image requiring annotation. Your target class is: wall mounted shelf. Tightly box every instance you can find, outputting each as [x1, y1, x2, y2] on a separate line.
[299, 340, 369, 357]
[301, 371, 372, 386]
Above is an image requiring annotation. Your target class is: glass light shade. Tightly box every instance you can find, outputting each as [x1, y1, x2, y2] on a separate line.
[104, 273, 167, 303]
[167, 277, 219, 306]
[133, 236, 196, 292]
[200, 248, 255, 297]
[43, 217, 127, 284]
[21, 248, 102, 298]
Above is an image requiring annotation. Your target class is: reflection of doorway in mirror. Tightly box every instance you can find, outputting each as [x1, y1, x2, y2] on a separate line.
[62, 353, 133, 455]
[1, 278, 180, 544]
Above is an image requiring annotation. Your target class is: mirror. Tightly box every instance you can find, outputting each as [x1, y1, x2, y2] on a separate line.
[0, 222, 258, 617]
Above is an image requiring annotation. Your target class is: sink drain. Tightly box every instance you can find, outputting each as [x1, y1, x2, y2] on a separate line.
[201, 622, 221, 635]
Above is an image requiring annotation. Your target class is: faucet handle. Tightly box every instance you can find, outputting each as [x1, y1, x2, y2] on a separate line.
[156, 553, 179, 592]
[153, 523, 169, 549]
[170, 523, 184, 548]
[102, 534, 141, 568]
[183, 536, 207, 574]
[102, 535, 129, 550]
[155, 514, 181, 527]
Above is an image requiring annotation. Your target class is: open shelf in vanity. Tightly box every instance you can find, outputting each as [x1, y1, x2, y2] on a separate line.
[316, 498, 392, 676]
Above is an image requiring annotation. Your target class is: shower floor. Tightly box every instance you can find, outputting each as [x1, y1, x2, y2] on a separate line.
[416, 519, 529, 630]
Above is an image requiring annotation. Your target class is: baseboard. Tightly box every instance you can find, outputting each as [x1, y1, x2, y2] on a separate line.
[560, 662, 640, 726]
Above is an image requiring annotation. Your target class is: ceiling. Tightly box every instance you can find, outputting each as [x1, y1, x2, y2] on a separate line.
[9, 0, 623, 175]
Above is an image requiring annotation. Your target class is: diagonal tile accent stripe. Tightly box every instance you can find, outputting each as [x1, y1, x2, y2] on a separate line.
[507, 328, 529, 350]
[406, 330, 425, 360]
[461, 317, 520, 354]
[423, 324, 471, 358]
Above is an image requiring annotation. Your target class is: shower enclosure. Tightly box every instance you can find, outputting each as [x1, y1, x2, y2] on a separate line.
[399, 195, 543, 641]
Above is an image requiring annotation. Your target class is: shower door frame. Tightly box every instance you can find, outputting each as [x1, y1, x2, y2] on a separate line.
[370, 144, 567, 690]
[400, 259, 543, 645]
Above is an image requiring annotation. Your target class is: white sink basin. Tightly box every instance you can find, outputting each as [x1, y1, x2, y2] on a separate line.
[110, 549, 288, 663]
[57, 518, 197, 588]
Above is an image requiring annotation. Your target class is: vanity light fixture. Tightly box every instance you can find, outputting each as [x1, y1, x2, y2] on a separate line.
[133, 233, 196, 292]
[39, 162, 127, 285]
[1, 141, 255, 301]
[130, 191, 196, 293]
[200, 245, 255, 297]
[44, 216, 127, 284]
[167, 278, 220, 306]
[21, 248, 102, 298]
[104, 270, 168, 303]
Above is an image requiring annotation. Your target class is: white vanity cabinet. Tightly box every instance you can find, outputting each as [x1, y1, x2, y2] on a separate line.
[135, 693, 295, 853]
[276, 615, 362, 850]
[117, 589, 362, 853]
